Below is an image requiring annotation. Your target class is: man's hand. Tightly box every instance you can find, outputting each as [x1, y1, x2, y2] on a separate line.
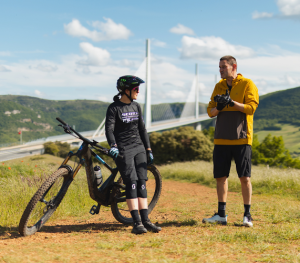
[214, 89, 234, 109]
[216, 103, 226, 111]
[223, 90, 234, 107]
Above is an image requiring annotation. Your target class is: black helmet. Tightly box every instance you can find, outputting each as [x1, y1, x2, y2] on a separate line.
[116, 75, 145, 93]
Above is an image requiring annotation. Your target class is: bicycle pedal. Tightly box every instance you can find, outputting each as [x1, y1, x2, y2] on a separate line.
[89, 204, 100, 215]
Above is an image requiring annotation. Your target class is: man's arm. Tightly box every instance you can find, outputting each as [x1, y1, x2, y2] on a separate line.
[210, 100, 245, 117]
[231, 101, 245, 112]
[210, 107, 219, 117]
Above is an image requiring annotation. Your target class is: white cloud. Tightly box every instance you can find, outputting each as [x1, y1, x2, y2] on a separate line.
[253, 0, 300, 19]
[78, 42, 110, 66]
[180, 36, 255, 60]
[35, 63, 58, 72]
[98, 96, 109, 102]
[0, 65, 10, 72]
[2, 34, 300, 106]
[170, 24, 195, 35]
[151, 39, 167, 48]
[285, 75, 300, 85]
[278, 0, 300, 16]
[166, 90, 186, 99]
[0, 52, 11, 56]
[64, 18, 132, 42]
[252, 11, 273, 19]
[34, 90, 42, 97]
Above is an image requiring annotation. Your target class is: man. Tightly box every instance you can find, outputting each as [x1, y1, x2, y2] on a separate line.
[203, 56, 259, 227]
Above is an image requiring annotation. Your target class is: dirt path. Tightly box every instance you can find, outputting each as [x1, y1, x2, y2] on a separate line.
[0, 181, 299, 263]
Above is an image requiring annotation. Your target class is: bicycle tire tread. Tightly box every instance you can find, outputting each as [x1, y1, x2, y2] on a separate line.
[19, 168, 69, 236]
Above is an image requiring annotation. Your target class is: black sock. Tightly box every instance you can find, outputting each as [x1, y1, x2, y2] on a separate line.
[130, 210, 141, 224]
[139, 209, 149, 223]
[244, 204, 251, 217]
[218, 202, 226, 217]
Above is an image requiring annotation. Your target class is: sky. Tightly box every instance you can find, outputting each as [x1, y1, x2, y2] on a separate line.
[1, 0, 300, 105]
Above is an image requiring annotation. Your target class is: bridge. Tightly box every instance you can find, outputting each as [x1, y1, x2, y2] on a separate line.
[0, 39, 211, 161]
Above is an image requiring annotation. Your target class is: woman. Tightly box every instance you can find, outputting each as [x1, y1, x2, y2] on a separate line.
[105, 75, 162, 234]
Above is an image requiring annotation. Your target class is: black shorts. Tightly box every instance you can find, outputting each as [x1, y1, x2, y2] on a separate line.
[213, 144, 252, 178]
[115, 144, 147, 184]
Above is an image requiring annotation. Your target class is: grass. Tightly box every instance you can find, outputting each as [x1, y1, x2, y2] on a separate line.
[256, 124, 300, 154]
[0, 154, 114, 227]
[1, 155, 300, 262]
[157, 160, 300, 199]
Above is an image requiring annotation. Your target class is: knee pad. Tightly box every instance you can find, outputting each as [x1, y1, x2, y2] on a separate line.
[137, 180, 147, 198]
[125, 180, 137, 199]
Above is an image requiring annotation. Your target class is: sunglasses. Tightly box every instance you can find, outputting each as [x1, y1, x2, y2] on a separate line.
[132, 86, 139, 92]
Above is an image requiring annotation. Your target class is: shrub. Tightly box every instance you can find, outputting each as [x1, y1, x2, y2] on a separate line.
[43, 142, 70, 158]
[202, 126, 215, 143]
[44, 142, 59, 156]
[150, 126, 213, 164]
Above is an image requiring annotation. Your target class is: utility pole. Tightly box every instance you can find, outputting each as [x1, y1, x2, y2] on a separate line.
[144, 39, 151, 129]
[18, 130, 22, 144]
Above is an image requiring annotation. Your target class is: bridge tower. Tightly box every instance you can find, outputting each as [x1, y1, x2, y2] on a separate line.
[144, 39, 151, 129]
[194, 63, 201, 131]
[195, 63, 199, 119]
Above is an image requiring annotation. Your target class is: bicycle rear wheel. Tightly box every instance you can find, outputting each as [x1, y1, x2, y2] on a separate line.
[19, 168, 72, 236]
[111, 164, 162, 225]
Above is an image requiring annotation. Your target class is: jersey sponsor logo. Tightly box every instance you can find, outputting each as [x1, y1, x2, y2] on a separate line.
[122, 112, 139, 123]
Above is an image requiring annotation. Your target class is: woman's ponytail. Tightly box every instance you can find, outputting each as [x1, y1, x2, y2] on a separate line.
[113, 92, 122, 102]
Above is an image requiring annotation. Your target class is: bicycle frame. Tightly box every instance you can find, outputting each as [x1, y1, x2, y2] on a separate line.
[59, 141, 124, 210]
[53, 117, 127, 215]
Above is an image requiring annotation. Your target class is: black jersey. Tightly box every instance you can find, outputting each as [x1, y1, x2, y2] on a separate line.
[105, 100, 151, 150]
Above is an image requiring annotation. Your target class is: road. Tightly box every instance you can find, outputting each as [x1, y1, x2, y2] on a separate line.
[0, 145, 44, 162]
[0, 114, 210, 162]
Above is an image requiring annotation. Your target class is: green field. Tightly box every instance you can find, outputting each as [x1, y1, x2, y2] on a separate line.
[256, 124, 300, 154]
[1, 155, 300, 262]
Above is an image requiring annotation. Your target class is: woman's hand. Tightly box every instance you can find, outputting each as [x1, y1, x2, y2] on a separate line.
[146, 149, 154, 165]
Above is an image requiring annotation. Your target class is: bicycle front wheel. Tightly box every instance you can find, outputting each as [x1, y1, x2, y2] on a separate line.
[111, 164, 162, 225]
[19, 168, 72, 236]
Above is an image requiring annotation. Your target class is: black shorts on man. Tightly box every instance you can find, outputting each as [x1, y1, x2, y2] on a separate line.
[213, 144, 252, 178]
[115, 144, 147, 184]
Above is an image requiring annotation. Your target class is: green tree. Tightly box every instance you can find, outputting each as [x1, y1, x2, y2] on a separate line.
[252, 133, 300, 168]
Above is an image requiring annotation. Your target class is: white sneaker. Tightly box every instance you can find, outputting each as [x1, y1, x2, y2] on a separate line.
[243, 215, 253, 227]
[202, 213, 227, 225]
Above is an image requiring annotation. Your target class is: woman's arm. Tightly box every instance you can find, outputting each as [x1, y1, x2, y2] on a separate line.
[105, 105, 117, 147]
[137, 104, 151, 149]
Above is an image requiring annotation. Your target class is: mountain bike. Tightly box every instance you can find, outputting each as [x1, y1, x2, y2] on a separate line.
[19, 118, 162, 237]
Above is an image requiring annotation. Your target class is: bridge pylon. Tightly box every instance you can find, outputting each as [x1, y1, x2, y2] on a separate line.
[144, 39, 151, 129]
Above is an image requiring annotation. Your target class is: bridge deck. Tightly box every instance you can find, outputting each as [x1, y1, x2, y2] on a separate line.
[0, 114, 211, 161]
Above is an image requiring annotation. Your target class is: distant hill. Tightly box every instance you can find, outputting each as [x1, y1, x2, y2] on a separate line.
[0, 95, 110, 145]
[3, 85, 298, 146]
[0, 95, 207, 145]
[254, 86, 300, 131]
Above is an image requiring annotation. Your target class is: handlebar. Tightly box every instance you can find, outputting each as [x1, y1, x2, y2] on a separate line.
[56, 117, 123, 159]
[56, 117, 68, 126]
